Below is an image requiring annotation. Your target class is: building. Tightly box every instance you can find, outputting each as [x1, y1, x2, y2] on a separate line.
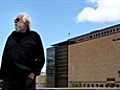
[36, 72, 46, 88]
[46, 24, 120, 88]
[46, 47, 55, 87]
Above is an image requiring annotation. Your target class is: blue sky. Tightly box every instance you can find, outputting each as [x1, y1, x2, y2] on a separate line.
[0, 0, 120, 72]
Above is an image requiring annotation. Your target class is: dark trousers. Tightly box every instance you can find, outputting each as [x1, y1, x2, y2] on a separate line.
[2, 79, 35, 90]
[1, 65, 35, 90]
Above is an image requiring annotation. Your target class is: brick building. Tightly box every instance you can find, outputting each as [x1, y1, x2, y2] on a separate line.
[46, 24, 120, 88]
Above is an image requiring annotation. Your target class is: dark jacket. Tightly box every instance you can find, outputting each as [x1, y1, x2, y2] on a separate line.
[0, 30, 45, 79]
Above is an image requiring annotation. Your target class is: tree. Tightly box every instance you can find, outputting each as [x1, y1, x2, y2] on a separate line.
[118, 70, 120, 77]
[71, 81, 81, 87]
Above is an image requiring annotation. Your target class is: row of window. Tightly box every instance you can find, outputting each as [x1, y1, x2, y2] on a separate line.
[82, 83, 119, 88]
[89, 27, 119, 39]
[113, 38, 120, 41]
[75, 27, 120, 43]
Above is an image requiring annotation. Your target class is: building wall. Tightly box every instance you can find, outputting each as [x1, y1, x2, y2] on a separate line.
[55, 45, 68, 87]
[36, 72, 46, 88]
[68, 32, 120, 87]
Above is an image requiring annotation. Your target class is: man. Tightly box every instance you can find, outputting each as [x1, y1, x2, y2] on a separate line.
[0, 12, 45, 90]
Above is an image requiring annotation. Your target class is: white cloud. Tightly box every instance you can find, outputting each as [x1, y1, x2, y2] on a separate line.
[76, 0, 120, 23]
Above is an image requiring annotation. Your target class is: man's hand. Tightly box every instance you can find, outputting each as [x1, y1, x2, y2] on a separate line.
[25, 73, 35, 85]
[0, 80, 3, 84]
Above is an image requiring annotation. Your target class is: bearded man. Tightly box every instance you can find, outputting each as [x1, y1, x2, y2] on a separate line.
[0, 12, 45, 90]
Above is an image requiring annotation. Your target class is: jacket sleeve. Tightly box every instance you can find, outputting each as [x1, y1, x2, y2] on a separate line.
[0, 37, 10, 79]
[31, 33, 45, 76]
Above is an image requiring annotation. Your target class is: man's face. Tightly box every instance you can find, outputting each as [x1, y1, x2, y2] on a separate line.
[14, 15, 26, 32]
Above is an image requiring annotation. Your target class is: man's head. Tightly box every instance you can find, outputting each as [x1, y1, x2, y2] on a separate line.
[14, 12, 32, 33]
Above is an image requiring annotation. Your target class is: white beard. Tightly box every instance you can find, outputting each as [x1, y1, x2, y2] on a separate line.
[15, 23, 25, 32]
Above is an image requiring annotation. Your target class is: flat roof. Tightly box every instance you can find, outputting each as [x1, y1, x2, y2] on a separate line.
[51, 23, 120, 47]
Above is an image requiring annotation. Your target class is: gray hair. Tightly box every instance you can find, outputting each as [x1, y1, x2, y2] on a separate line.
[17, 12, 32, 29]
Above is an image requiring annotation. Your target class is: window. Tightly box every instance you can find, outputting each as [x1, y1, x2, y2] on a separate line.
[110, 30, 112, 32]
[117, 38, 120, 40]
[96, 34, 98, 37]
[101, 32, 104, 35]
[113, 39, 116, 41]
[116, 84, 119, 87]
[96, 84, 99, 87]
[87, 84, 90, 87]
[100, 84, 103, 87]
[104, 31, 106, 34]
[98, 33, 100, 36]
[91, 84, 94, 87]
[90, 35, 92, 38]
[107, 77, 115, 81]
[105, 84, 108, 87]
[83, 84, 86, 87]
[113, 29, 115, 32]
[116, 28, 119, 31]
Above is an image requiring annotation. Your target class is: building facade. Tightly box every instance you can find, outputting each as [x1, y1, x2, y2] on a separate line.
[46, 24, 120, 88]
[46, 42, 68, 87]
[36, 72, 46, 88]
[46, 47, 55, 87]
